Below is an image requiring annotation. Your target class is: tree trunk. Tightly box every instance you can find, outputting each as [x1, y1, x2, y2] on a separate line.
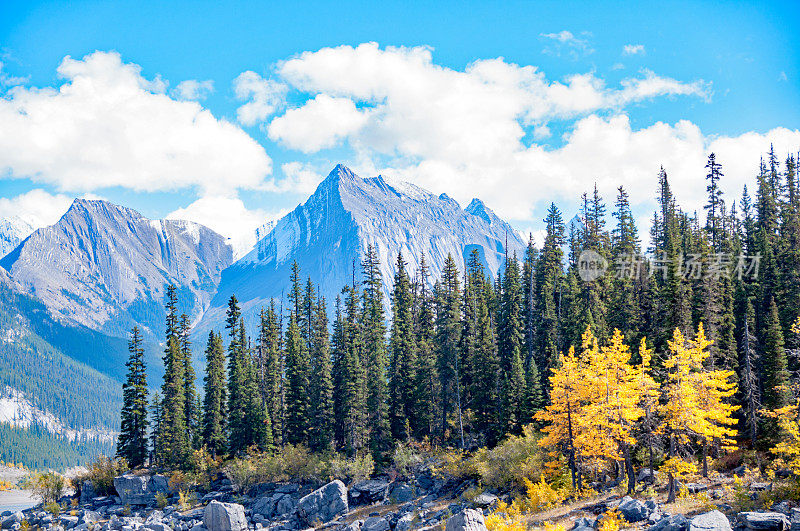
[667, 434, 677, 503]
[702, 440, 708, 478]
[624, 444, 636, 494]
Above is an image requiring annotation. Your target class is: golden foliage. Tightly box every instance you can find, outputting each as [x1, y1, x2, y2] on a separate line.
[485, 501, 528, 531]
[598, 509, 625, 531]
[522, 476, 566, 513]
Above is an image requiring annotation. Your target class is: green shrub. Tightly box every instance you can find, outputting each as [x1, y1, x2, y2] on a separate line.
[26, 472, 65, 504]
[73, 455, 128, 496]
[328, 453, 374, 484]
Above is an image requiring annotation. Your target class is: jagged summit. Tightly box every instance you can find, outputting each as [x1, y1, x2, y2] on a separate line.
[200, 165, 526, 333]
[1, 198, 232, 338]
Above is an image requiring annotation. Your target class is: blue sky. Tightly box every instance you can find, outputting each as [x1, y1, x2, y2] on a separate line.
[1, 0, 799, 253]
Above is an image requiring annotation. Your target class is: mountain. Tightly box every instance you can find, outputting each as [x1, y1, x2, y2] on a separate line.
[0, 199, 233, 339]
[200, 164, 526, 331]
[0, 216, 34, 258]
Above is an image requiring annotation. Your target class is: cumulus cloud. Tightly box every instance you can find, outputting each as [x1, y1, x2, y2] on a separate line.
[233, 71, 286, 126]
[0, 189, 74, 229]
[239, 43, 797, 225]
[0, 51, 271, 195]
[167, 195, 282, 258]
[268, 94, 370, 152]
[623, 44, 646, 56]
[540, 31, 594, 59]
[172, 79, 214, 100]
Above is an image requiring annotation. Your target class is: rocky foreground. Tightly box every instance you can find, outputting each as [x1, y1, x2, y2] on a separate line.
[1, 468, 798, 531]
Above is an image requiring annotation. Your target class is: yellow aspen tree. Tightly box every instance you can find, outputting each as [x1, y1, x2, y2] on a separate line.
[767, 317, 800, 473]
[536, 346, 588, 491]
[635, 339, 661, 486]
[660, 324, 738, 502]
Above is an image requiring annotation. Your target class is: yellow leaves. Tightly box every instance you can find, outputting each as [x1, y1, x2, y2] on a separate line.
[661, 456, 697, 479]
[522, 476, 567, 512]
[597, 509, 625, 531]
[661, 325, 739, 448]
[768, 403, 800, 474]
[486, 501, 529, 531]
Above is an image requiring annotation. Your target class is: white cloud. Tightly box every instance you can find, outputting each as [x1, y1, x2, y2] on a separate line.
[0, 61, 28, 87]
[623, 44, 646, 56]
[167, 195, 283, 258]
[233, 71, 286, 126]
[0, 51, 271, 195]
[276, 162, 325, 195]
[540, 31, 594, 59]
[0, 189, 74, 229]
[268, 94, 370, 152]
[172, 79, 214, 100]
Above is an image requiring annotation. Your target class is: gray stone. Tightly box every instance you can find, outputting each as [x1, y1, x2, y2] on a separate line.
[737, 512, 790, 531]
[361, 517, 389, 531]
[1, 512, 24, 530]
[202, 501, 247, 531]
[113, 475, 170, 506]
[338, 520, 363, 531]
[648, 514, 689, 531]
[617, 497, 648, 522]
[571, 517, 595, 531]
[734, 466, 748, 477]
[144, 525, 173, 531]
[395, 513, 415, 531]
[637, 468, 660, 483]
[686, 483, 710, 494]
[252, 496, 276, 518]
[82, 512, 102, 524]
[445, 509, 488, 531]
[60, 516, 80, 529]
[276, 495, 296, 516]
[388, 484, 415, 504]
[297, 480, 348, 526]
[349, 480, 390, 505]
[473, 493, 498, 509]
[772, 503, 792, 515]
[689, 511, 732, 531]
[81, 481, 99, 505]
[790, 509, 800, 531]
[751, 483, 774, 492]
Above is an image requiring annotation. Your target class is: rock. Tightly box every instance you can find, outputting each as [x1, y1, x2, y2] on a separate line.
[349, 480, 390, 505]
[751, 483, 773, 492]
[571, 517, 595, 531]
[618, 497, 648, 522]
[473, 493, 498, 509]
[689, 510, 732, 531]
[276, 495, 296, 516]
[252, 496, 276, 518]
[144, 524, 173, 531]
[395, 513, 415, 531]
[445, 509, 488, 531]
[776, 469, 793, 479]
[686, 483, 710, 494]
[773, 503, 792, 515]
[202, 501, 247, 531]
[388, 483, 415, 504]
[1, 512, 24, 530]
[338, 520, 363, 531]
[362, 517, 389, 531]
[637, 468, 660, 483]
[737, 512, 790, 531]
[113, 475, 171, 506]
[82, 512, 102, 524]
[60, 516, 80, 529]
[296, 480, 348, 526]
[734, 466, 748, 477]
[81, 481, 99, 505]
[651, 515, 689, 531]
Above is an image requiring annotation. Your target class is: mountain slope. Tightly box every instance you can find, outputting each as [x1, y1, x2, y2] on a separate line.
[201, 164, 525, 331]
[0, 216, 34, 259]
[1, 199, 233, 339]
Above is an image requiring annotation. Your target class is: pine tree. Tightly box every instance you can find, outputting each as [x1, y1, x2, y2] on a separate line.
[225, 295, 249, 455]
[498, 253, 525, 433]
[178, 314, 198, 448]
[117, 326, 149, 468]
[412, 253, 438, 440]
[389, 252, 417, 442]
[762, 298, 791, 416]
[258, 301, 284, 445]
[704, 153, 725, 250]
[285, 312, 311, 445]
[202, 331, 227, 456]
[340, 278, 367, 454]
[436, 254, 463, 446]
[310, 296, 334, 452]
[537, 203, 566, 378]
[361, 245, 390, 461]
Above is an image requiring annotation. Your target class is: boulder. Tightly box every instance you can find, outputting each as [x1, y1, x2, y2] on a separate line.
[445, 509, 488, 531]
[349, 479, 390, 505]
[144, 524, 173, 531]
[734, 466, 748, 477]
[571, 517, 595, 531]
[202, 501, 247, 531]
[651, 515, 689, 531]
[80, 481, 98, 504]
[297, 480, 348, 526]
[81, 511, 102, 524]
[751, 483, 773, 492]
[113, 475, 171, 506]
[339, 520, 363, 531]
[689, 511, 732, 531]
[637, 468, 660, 483]
[772, 502, 792, 515]
[473, 493, 498, 509]
[362, 517, 390, 531]
[737, 512, 790, 531]
[59, 515, 79, 529]
[388, 483, 415, 504]
[1, 512, 24, 530]
[791, 509, 800, 531]
[617, 497, 648, 522]
[395, 513, 415, 531]
[276, 494, 296, 516]
[686, 483, 710, 494]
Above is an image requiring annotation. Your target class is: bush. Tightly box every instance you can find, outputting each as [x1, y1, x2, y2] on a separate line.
[521, 476, 566, 513]
[26, 472, 65, 504]
[392, 442, 426, 477]
[485, 501, 528, 531]
[328, 453, 374, 484]
[74, 455, 128, 496]
[43, 501, 61, 516]
[155, 492, 168, 509]
[597, 509, 625, 531]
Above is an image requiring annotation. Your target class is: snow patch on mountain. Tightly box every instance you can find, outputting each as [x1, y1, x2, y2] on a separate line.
[0, 217, 34, 259]
[0, 386, 115, 443]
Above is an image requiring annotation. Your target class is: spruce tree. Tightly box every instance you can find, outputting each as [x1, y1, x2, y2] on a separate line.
[389, 252, 416, 442]
[117, 326, 149, 468]
[225, 295, 248, 455]
[310, 296, 334, 452]
[436, 254, 463, 446]
[412, 253, 438, 440]
[178, 314, 198, 448]
[285, 311, 311, 445]
[762, 298, 791, 415]
[202, 331, 227, 456]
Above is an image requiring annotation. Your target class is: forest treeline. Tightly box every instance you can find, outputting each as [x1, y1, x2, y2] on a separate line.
[117, 147, 800, 498]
